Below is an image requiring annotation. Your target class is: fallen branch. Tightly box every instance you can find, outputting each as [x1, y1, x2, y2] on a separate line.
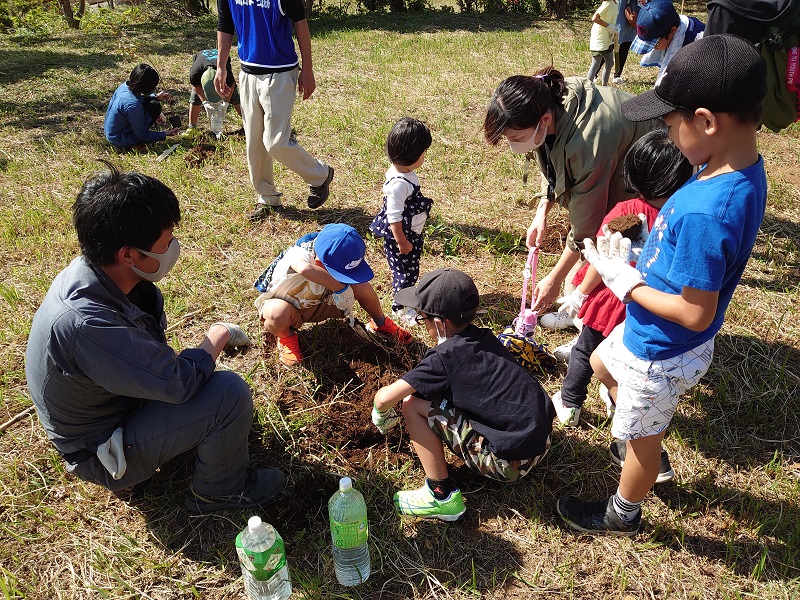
[0, 405, 35, 434]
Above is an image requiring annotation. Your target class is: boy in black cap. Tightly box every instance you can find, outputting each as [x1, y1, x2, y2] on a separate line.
[556, 34, 767, 536]
[372, 268, 554, 521]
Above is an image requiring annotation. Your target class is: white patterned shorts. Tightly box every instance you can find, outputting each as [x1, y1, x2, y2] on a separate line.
[596, 324, 714, 440]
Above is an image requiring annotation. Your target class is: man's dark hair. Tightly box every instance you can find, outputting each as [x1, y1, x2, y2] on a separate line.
[127, 63, 160, 95]
[386, 117, 432, 167]
[623, 128, 693, 202]
[447, 310, 478, 329]
[73, 162, 180, 266]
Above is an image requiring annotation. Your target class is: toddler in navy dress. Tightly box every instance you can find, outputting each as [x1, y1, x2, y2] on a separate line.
[369, 117, 433, 326]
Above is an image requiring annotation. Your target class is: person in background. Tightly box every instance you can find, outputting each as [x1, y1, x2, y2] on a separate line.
[630, 0, 705, 83]
[104, 64, 180, 149]
[612, 0, 641, 84]
[184, 49, 242, 137]
[587, 0, 619, 86]
[215, 0, 334, 220]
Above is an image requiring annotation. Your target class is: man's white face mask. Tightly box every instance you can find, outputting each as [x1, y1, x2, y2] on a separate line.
[131, 238, 180, 282]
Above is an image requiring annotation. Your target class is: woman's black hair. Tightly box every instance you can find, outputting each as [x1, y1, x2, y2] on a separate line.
[127, 63, 160, 95]
[483, 67, 568, 145]
[386, 117, 432, 167]
[623, 128, 693, 202]
[73, 160, 180, 266]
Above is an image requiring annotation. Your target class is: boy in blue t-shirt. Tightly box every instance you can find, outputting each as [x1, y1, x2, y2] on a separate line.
[556, 34, 768, 536]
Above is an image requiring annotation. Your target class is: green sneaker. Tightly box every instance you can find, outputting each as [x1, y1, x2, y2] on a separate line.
[393, 484, 466, 521]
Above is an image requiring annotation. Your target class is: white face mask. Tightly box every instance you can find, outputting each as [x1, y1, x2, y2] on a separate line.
[507, 120, 546, 154]
[131, 238, 180, 282]
[434, 318, 448, 345]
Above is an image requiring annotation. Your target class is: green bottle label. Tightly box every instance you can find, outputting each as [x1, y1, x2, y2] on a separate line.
[235, 534, 286, 582]
[330, 517, 368, 549]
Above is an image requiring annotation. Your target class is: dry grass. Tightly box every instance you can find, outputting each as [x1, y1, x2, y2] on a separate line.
[1, 6, 799, 599]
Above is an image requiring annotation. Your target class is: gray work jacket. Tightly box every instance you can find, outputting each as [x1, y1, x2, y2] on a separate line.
[25, 257, 215, 456]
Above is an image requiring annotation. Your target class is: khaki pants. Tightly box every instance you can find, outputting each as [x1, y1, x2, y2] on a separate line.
[239, 68, 329, 203]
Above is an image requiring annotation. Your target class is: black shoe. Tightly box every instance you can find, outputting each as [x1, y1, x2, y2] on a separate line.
[556, 496, 640, 536]
[184, 468, 286, 514]
[307, 166, 334, 209]
[609, 440, 675, 483]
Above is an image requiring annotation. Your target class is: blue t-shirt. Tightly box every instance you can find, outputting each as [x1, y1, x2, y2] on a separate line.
[624, 157, 766, 360]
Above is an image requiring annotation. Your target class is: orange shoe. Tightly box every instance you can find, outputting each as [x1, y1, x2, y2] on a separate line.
[277, 334, 303, 366]
[367, 316, 412, 345]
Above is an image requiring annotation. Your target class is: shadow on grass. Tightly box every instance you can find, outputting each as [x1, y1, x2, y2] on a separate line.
[742, 212, 800, 293]
[310, 10, 586, 37]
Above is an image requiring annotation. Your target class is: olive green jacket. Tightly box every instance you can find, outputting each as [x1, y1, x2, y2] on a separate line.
[533, 77, 657, 250]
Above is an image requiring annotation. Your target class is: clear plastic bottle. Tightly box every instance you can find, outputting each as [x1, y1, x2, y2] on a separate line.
[205, 100, 228, 139]
[235, 516, 292, 600]
[328, 477, 370, 586]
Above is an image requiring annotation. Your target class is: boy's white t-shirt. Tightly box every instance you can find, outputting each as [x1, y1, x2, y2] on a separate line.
[256, 245, 327, 311]
[383, 166, 426, 234]
[590, 0, 618, 51]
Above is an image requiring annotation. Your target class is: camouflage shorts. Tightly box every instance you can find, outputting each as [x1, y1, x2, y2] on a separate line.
[427, 400, 550, 482]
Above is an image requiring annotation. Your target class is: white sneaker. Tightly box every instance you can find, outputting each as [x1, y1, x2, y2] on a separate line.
[551, 390, 581, 427]
[612, 76, 624, 84]
[599, 384, 616, 418]
[539, 311, 576, 331]
[392, 307, 418, 328]
[553, 335, 579, 363]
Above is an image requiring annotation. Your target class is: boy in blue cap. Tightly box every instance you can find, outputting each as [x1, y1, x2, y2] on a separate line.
[254, 224, 412, 366]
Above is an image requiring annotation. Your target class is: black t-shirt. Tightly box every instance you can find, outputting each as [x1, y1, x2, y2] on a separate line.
[401, 325, 554, 460]
[189, 49, 235, 87]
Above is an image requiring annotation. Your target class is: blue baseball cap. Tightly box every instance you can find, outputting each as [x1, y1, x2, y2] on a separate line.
[632, 0, 679, 53]
[314, 224, 374, 284]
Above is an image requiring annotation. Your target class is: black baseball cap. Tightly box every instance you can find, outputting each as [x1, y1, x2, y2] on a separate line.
[622, 34, 767, 122]
[394, 268, 480, 320]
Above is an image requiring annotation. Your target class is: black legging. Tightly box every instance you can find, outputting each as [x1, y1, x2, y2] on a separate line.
[614, 41, 632, 78]
[141, 97, 162, 124]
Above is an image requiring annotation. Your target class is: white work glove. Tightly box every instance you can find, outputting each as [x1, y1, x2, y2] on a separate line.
[372, 404, 402, 434]
[202, 100, 212, 109]
[628, 213, 650, 263]
[332, 285, 355, 312]
[582, 231, 644, 303]
[607, 23, 619, 35]
[212, 322, 252, 347]
[556, 289, 589, 318]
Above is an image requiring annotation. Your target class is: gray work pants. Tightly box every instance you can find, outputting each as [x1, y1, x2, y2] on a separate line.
[70, 371, 253, 496]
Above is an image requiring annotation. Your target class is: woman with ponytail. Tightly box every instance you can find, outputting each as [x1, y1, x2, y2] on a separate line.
[484, 68, 656, 327]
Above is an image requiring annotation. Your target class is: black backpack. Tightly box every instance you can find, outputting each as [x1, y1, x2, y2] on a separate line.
[707, 0, 800, 131]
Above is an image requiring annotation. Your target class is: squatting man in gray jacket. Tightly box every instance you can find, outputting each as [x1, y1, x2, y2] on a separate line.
[25, 165, 285, 513]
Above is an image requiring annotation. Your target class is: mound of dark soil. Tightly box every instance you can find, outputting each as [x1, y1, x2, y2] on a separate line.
[184, 143, 217, 167]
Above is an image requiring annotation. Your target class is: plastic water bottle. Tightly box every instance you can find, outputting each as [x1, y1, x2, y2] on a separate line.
[235, 516, 292, 600]
[206, 100, 228, 138]
[328, 477, 370, 586]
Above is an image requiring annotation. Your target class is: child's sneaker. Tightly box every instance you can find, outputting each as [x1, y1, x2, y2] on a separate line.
[551, 390, 581, 427]
[393, 485, 466, 521]
[392, 306, 418, 328]
[539, 310, 576, 331]
[609, 440, 675, 483]
[556, 495, 640, 536]
[599, 383, 615, 417]
[277, 333, 302, 367]
[553, 335, 578, 363]
[367, 316, 412, 344]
